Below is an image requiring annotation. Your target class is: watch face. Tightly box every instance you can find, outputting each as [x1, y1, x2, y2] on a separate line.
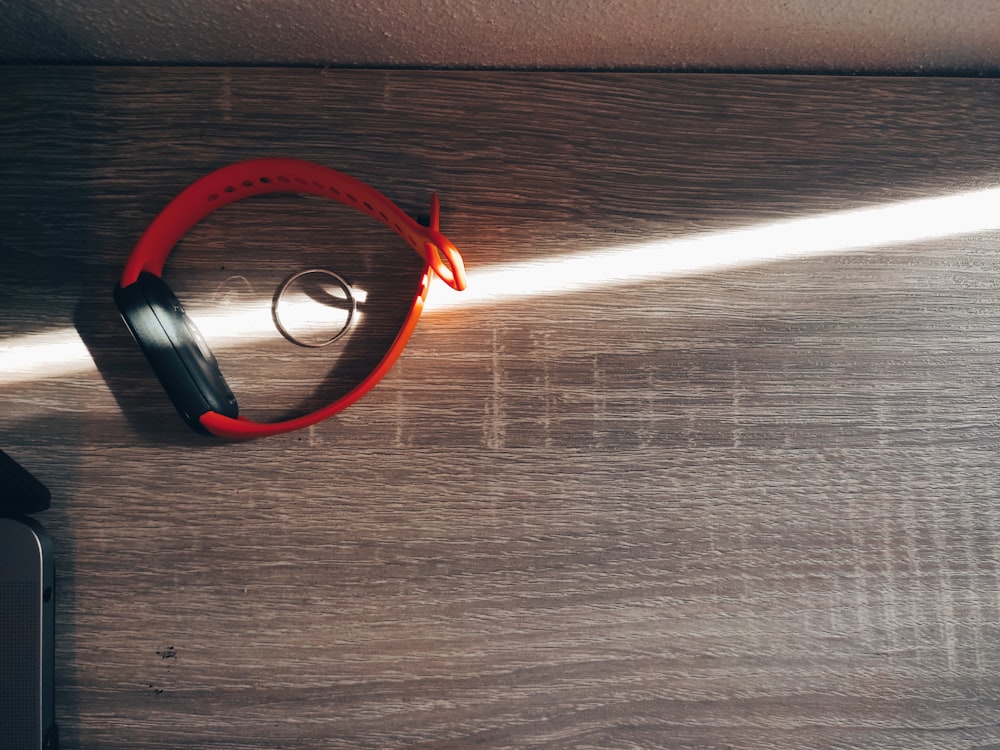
[115, 273, 239, 432]
[173, 293, 219, 368]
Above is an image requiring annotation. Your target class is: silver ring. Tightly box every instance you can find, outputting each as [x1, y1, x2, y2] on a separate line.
[272, 268, 356, 348]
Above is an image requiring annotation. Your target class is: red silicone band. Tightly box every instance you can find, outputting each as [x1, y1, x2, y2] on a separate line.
[121, 158, 466, 291]
[121, 158, 467, 439]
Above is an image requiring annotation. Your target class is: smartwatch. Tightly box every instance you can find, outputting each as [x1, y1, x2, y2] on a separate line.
[114, 158, 467, 439]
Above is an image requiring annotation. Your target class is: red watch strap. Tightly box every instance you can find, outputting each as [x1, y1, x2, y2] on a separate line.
[121, 158, 466, 439]
[122, 158, 466, 291]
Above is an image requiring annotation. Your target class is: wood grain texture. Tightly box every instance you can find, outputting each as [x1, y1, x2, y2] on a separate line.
[3, 67, 1000, 748]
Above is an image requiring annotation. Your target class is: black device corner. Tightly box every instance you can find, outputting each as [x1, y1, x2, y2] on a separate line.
[0, 449, 51, 516]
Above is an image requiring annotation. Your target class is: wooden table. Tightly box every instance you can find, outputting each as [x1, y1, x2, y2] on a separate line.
[3, 66, 1000, 749]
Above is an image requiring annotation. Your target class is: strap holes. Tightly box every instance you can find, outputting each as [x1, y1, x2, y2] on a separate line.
[207, 193, 219, 201]
[242, 180, 254, 187]
[329, 185, 341, 196]
[312, 181, 324, 189]
[259, 176, 272, 183]
[224, 185, 236, 193]
[379, 211, 389, 222]
[277, 176, 291, 183]
[295, 177, 307, 185]
[363, 201, 374, 212]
